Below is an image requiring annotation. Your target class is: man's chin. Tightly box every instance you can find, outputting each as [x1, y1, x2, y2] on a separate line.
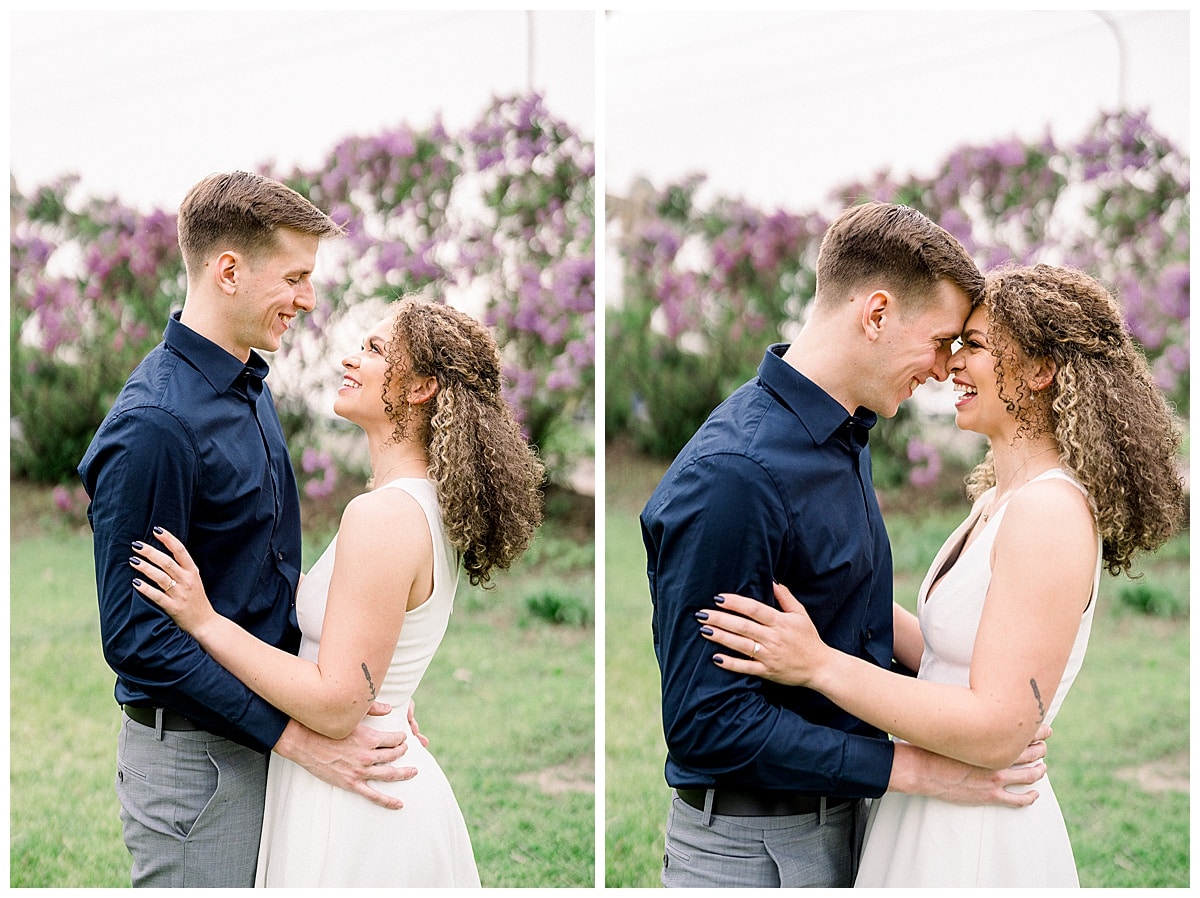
[877, 400, 902, 419]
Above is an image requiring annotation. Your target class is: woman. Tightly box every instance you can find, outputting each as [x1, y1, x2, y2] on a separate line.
[698, 264, 1184, 886]
[130, 298, 544, 887]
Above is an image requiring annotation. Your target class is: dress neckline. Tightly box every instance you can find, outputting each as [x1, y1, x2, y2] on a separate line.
[924, 468, 1071, 605]
[376, 476, 432, 490]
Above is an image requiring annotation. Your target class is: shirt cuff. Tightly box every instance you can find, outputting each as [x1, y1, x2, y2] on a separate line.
[837, 733, 895, 799]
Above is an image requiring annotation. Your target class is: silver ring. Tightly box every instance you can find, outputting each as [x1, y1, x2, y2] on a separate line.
[752, 641, 760, 659]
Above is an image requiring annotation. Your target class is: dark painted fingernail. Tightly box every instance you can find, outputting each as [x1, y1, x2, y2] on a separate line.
[694, 610, 708, 621]
[129, 557, 141, 566]
[713, 655, 724, 664]
[714, 595, 725, 604]
[152, 526, 164, 534]
[699, 626, 713, 636]
[132, 578, 143, 587]
[132, 541, 144, 550]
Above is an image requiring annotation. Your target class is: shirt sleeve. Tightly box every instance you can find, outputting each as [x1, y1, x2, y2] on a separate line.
[82, 406, 290, 753]
[643, 451, 894, 797]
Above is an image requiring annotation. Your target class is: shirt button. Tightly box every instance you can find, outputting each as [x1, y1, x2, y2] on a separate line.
[865, 629, 874, 640]
[277, 551, 284, 561]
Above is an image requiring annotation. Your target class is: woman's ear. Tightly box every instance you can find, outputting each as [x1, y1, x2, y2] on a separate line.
[1028, 357, 1057, 392]
[407, 375, 439, 405]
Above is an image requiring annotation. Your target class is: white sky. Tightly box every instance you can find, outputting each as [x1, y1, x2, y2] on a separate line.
[10, 9, 1187, 217]
[605, 9, 1190, 211]
[9, 9, 597, 211]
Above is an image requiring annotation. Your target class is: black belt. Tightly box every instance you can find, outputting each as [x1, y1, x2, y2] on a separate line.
[123, 705, 202, 731]
[676, 787, 850, 817]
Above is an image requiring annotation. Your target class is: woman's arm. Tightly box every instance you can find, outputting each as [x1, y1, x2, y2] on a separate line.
[702, 480, 1097, 769]
[133, 488, 433, 740]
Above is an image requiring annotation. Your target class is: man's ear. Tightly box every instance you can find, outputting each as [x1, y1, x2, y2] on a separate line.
[407, 375, 439, 405]
[860, 289, 891, 343]
[214, 250, 240, 296]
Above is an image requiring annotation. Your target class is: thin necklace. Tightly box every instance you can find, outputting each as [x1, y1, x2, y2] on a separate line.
[372, 457, 424, 487]
[982, 446, 1058, 522]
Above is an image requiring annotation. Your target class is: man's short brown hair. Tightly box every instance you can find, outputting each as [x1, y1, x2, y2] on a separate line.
[176, 171, 343, 274]
[814, 202, 983, 313]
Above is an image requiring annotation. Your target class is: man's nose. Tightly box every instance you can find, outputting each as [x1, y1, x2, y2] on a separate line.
[295, 281, 316, 312]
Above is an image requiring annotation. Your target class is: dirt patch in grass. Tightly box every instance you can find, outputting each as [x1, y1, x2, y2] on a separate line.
[1114, 750, 1189, 794]
[517, 754, 594, 795]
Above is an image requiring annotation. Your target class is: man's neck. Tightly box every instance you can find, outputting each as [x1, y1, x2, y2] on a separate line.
[179, 297, 250, 363]
[781, 325, 861, 415]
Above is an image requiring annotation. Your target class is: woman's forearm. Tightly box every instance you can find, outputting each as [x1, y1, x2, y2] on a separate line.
[811, 650, 1040, 770]
[193, 615, 370, 739]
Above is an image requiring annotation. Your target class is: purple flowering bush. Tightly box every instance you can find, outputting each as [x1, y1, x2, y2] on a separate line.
[607, 177, 823, 456]
[608, 109, 1189, 487]
[10, 176, 185, 482]
[11, 93, 594, 496]
[281, 92, 594, 485]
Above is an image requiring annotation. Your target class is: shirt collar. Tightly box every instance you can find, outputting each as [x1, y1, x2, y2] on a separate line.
[758, 343, 877, 450]
[164, 311, 270, 395]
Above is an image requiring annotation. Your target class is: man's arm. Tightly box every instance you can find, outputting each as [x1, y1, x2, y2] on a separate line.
[888, 736, 1049, 808]
[273, 718, 416, 810]
[85, 408, 291, 751]
[644, 452, 893, 797]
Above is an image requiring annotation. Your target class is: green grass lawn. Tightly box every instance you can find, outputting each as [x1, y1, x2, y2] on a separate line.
[603, 443, 1189, 888]
[10, 482, 595, 889]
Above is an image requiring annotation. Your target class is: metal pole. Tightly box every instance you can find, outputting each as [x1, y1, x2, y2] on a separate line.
[1094, 11, 1127, 110]
[527, 10, 535, 90]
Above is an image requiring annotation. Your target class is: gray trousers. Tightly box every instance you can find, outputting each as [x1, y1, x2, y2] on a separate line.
[662, 791, 868, 888]
[116, 714, 268, 888]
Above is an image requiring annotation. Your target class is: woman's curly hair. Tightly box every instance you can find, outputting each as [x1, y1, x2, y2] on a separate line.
[964, 264, 1186, 575]
[380, 298, 545, 587]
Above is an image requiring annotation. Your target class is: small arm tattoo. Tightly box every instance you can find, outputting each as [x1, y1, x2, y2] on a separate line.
[361, 662, 376, 699]
[1030, 678, 1045, 722]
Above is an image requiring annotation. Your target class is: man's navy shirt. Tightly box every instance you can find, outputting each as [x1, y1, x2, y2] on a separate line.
[79, 313, 301, 753]
[641, 344, 895, 797]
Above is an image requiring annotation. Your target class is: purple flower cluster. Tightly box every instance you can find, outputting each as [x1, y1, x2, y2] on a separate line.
[309, 93, 592, 478]
[301, 447, 337, 500]
[51, 483, 91, 523]
[11, 182, 184, 360]
[278, 92, 594, 475]
[906, 438, 942, 489]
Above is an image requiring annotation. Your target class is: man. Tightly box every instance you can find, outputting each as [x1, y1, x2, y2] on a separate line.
[641, 202, 1049, 888]
[79, 172, 415, 888]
